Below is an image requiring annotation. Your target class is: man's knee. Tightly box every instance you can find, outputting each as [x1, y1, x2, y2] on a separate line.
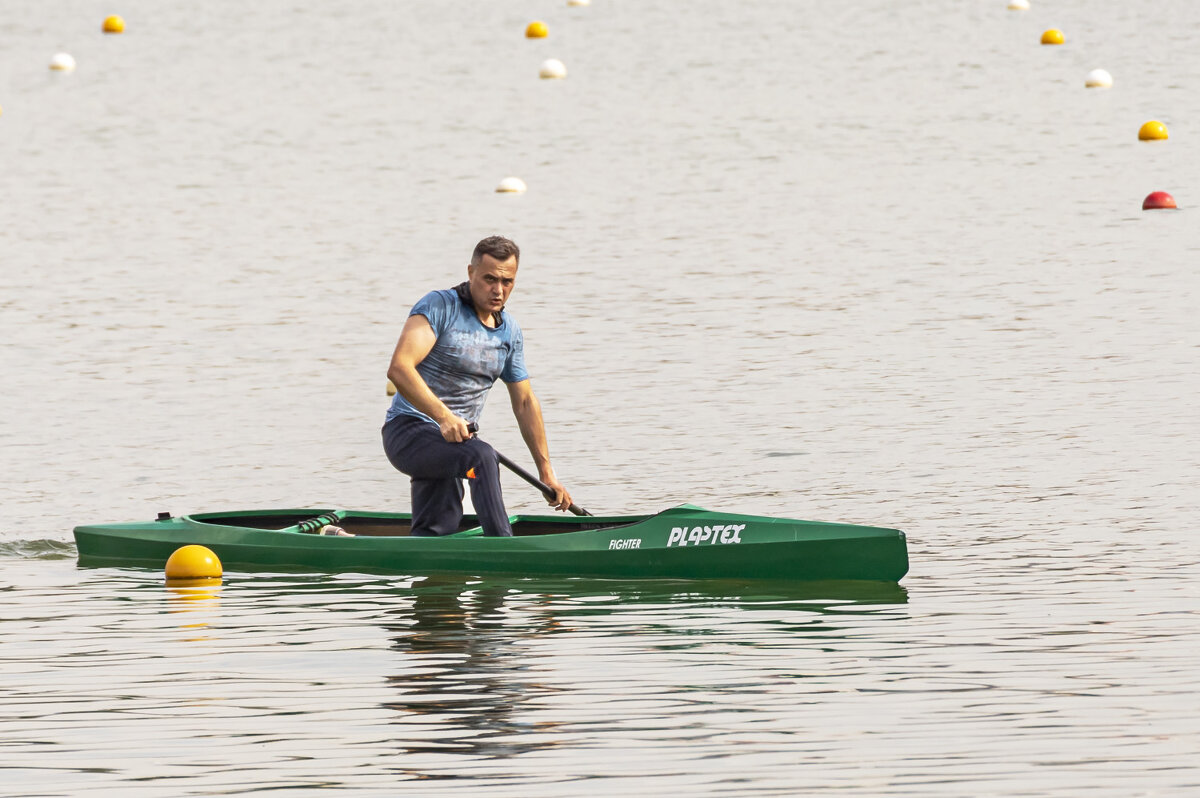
[464, 438, 498, 470]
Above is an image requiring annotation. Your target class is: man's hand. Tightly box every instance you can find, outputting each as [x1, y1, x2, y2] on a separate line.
[439, 415, 472, 443]
[542, 475, 573, 512]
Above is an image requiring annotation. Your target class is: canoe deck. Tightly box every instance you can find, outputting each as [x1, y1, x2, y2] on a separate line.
[74, 505, 909, 582]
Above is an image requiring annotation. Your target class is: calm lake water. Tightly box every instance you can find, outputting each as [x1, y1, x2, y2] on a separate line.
[2, 0, 1199, 795]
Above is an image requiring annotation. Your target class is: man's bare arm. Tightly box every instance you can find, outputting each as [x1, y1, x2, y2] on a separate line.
[387, 315, 471, 443]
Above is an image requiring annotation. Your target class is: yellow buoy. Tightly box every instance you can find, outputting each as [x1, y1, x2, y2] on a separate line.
[1138, 120, 1168, 141]
[165, 545, 223, 584]
[525, 21, 548, 39]
[102, 15, 125, 34]
[1040, 29, 1064, 45]
[386, 379, 397, 396]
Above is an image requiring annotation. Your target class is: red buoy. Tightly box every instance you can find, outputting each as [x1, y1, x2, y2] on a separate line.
[1142, 191, 1177, 210]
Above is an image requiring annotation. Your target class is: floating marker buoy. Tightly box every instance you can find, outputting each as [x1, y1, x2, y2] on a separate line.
[1041, 29, 1064, 45]
[567, 0, 591, 6]
[1142, 191, 1177, 210]
[165, 545, 223, 584]
[386, 379, 397, 396]
[1138, 120, 1168, 140]
[1007, 0, 1029, 10]
[49, 53, 76, 72]
[539, 58, 567, 79]
[1085, 69, 1113, 88]
[102, 15, 125, 34]
[525, 21, 548, 38]
[495, 177, 527, 194]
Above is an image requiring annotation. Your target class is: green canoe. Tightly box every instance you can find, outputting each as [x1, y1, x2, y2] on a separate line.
[73, 505, 908, 582]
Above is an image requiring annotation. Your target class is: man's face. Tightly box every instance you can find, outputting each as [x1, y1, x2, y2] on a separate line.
[467, 254, 518, 318]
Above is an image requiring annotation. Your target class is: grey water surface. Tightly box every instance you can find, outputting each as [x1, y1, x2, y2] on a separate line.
[2, 0, 1199, 795]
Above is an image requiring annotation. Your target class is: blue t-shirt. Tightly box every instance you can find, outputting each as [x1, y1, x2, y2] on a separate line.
[386, 289, 529, 425]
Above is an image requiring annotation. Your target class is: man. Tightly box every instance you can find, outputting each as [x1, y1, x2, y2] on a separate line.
[382, 236, 574, 537]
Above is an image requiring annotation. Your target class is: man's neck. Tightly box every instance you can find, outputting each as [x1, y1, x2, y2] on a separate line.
[454, 281, 502, 327]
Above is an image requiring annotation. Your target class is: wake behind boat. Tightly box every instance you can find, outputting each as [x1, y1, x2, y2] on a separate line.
[73, 505, 908, 582]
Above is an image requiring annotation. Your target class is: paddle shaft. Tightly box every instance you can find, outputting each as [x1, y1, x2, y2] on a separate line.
[495, 450, 592, 517]
[467, 424, 591, 516]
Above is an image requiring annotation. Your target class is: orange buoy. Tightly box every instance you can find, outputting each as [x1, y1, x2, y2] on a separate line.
[1142, 191, 1177, 210]
[1138, 120, 1168, 141]
[165, 545, 223, 585]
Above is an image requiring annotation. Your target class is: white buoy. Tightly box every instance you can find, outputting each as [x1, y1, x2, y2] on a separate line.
[538, 58, 567, 79]
[567, 0, 591, 6]
[495, 177, 527, 194]
[1007, 0, 1030, 9]
[1085, 69, 1113, 89]
[49, 53, 76, 72]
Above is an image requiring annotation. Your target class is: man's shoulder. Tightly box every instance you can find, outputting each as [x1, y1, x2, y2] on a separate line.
[501, 311, 523, 337]
[411, 288, 463, 321]
[413, 287, 459, 308]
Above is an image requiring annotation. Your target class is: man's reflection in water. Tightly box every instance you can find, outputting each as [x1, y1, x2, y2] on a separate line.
[380, 577, 563, 760]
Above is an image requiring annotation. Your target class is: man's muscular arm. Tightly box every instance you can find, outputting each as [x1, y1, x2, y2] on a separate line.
[387, 315, 472, 443]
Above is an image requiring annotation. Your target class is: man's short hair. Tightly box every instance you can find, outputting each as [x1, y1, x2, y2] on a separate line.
[472, 235, 520, 266]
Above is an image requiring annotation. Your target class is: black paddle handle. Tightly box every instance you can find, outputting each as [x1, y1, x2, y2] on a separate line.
[466, 423, 591, 517]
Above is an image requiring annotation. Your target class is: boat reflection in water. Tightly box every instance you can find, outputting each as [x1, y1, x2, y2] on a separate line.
[376, 576, 908, 766]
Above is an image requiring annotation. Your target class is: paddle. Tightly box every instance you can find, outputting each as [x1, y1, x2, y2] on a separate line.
[467, 423, 592, 516]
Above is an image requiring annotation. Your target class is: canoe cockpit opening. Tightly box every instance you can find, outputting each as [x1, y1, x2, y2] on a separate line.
[332, 517, 639, 537]
[507, 518, 639, 536]
[189, 513, 425, 537]
[189, 512, 644, 537]
[322, 518, 421, 537]
[191, 513, 324, 530]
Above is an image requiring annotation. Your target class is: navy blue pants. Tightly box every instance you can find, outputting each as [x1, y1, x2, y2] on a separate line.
[382, 415, 512, 537]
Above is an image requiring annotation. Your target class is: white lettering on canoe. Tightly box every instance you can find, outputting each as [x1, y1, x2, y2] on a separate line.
[667, 524, 745, 547]
[608, 538, 642, 550]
